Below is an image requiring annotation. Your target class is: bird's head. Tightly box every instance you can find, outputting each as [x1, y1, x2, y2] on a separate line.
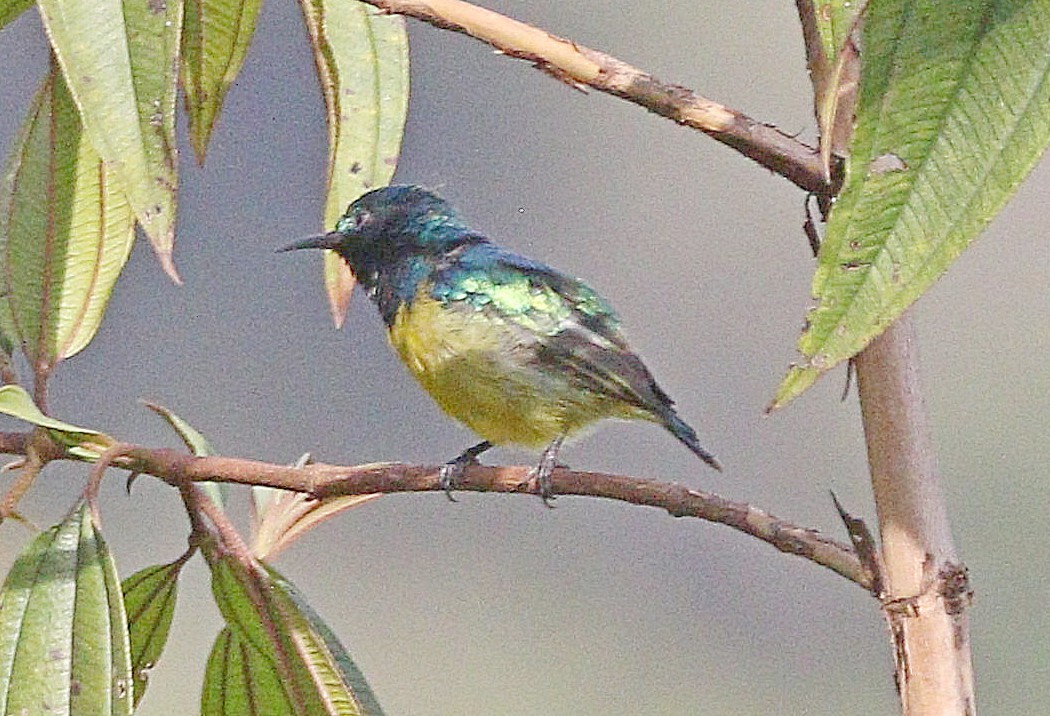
[279, 185, 476, 279]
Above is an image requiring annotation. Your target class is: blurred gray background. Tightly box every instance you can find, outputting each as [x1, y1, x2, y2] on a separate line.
[1, 1, 1048, 713]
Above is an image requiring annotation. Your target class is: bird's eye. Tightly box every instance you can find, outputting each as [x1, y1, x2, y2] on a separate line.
[336, 210, 370, 235]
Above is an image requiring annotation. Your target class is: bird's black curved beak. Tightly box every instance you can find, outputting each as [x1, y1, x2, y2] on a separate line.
[277, 231, 344, 253]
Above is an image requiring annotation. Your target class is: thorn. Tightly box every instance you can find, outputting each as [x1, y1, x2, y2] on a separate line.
[830, 490, 884, 598]
[125, 471, 142, 495]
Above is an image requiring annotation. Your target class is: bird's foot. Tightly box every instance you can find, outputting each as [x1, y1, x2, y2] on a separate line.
[438, 462, 465, 502]
[439, 441, 494, 502]
[526, 436, 565, 508]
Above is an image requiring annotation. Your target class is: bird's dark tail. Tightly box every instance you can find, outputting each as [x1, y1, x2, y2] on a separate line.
[662, 412, 722, 471]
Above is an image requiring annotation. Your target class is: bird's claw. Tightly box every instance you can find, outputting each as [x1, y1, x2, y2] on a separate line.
[527, 437, 564, 508]
[439, 441, 494, 503]
[529, 467, 557, 509]
[438, 461, 465, 503]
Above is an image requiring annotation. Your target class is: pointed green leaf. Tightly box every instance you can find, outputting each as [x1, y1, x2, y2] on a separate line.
[0, 385, 96, 434]
[0, 0, 33, 32]
[122, 556, 188, 707]
[810, 0, 859, 66]
[142, 401, 216, 457]
[811, 0, 862, 171]
[142, 400, 227, 507]
[0, 503, 133, 715]
[0, 67, 135, 374]
[201, 627, 295, 715]
[204, 545, 384, 715]
[207, 554, 327, 714]
[299, 0, 409, 326]
[0, 384, 112, 459]
[268, 567, 385, 716]
[0, 384, 111, 462]
[36, 0, 182, 281]
[182, 0, 263, 162]
[776, 0, 1050, 407]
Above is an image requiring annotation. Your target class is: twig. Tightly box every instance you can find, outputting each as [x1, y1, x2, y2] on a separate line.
[84, 442, 138, 527]
[0, 434, 869, 590]
[178, 481, 320, 713]
[362, 0, 828, 194]
[179, 480, 256, 569]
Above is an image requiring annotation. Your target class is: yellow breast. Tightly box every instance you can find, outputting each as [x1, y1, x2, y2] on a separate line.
[387, 294, 638, 447]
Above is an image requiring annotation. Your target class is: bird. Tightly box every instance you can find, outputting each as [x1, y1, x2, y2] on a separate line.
[280, 185, 721, 504]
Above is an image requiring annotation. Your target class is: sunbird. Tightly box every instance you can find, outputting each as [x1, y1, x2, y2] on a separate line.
[281, 185, 720, 502]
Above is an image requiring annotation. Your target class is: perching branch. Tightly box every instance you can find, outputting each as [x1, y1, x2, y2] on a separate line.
[362, 0, 828, 194]
[0, 430, 868, 590]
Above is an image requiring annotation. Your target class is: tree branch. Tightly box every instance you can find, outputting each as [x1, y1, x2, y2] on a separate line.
[364, 0, 828, 194]
[0, 431, 868, 590]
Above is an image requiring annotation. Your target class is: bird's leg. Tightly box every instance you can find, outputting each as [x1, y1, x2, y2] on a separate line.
[439, 441, 494, 501]
[528, 435, 565, 508]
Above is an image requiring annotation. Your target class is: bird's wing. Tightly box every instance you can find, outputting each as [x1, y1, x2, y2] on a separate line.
[432, 246, 677, 417]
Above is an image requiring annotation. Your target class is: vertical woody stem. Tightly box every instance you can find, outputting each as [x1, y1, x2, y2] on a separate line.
[854, 311, 975, 715]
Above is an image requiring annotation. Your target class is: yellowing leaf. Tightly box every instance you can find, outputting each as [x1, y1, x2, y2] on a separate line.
[0, 66, 135, 374]
[37, 0, 182, 281]
[299, 0, 409, 326]
[0, 384, 112, 459]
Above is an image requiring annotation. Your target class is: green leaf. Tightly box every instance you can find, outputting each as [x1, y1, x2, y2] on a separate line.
[0, 0, 33, 32]
[201, 627, 295, 715]
[299, 0, 409, 326]
[810, 0, 859, 66]
[36, 0, 182, 282]
[775, 0, 1050, 407]
[122, 556, 188, 707]
[142, 400, 216, 457]
[269, 567, 385, 716]
[0, 503, 133, 715]
[0, 385, 111, 459]
[204, 546, 385, 715]
[807, 0, 862, 171]
[0, 382, 108, 461]
[0, 66, 136, 374]
[142, 400, 227, 507]
[182, 0, 263, 163]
